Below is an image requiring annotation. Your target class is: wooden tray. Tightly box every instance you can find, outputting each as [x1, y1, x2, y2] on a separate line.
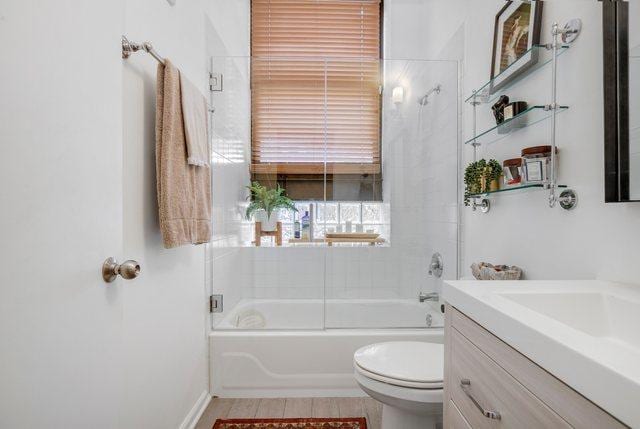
[325, 232, 379, 239]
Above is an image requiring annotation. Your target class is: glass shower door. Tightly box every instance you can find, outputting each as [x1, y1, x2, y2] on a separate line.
[206, 56, 459, 331]
[207, 56, 328, 330]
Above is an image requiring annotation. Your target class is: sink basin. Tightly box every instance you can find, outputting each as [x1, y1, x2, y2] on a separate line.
[443, 280, 640, 427]
[497, 291, 640, 350]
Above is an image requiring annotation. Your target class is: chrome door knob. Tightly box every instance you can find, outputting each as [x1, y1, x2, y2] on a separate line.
[102, 257, 141, 283]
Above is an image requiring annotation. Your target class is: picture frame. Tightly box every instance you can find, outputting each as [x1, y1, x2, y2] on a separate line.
[490, 1, 544, 94]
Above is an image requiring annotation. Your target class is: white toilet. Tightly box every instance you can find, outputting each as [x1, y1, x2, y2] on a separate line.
[353, 341, 444, 429]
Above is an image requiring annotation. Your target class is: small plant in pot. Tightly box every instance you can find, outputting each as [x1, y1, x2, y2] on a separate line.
[482, 159, 503, 192]
[464, 159, 485, 206]
[245, 182, 297, 231]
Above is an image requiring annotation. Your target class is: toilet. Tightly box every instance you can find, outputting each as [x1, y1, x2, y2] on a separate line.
[353, 341, 444, 429]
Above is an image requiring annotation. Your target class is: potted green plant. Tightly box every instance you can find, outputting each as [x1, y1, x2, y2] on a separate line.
[479, 159, 502, 192]
[464, 160, 485, 206]
[485, 159, 503, 192]
[245, 182, 297, 231]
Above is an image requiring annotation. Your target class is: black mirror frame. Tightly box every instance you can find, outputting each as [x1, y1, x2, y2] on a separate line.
[603, 0, 631, 202]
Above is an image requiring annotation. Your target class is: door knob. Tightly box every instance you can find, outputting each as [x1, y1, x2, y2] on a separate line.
[102, 257, 141, 283]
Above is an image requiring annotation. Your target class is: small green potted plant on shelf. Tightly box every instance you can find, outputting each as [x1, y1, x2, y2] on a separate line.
[464, 159, 503, 206]
[464, 160, 485, 206]
[245, 182, 297, 231]
[483, 159, 503, 192]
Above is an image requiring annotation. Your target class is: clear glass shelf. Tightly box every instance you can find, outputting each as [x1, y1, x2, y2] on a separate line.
[469, 183, 567, 198]
[465, 44, 570, 104]
[465, 105, 569, 146]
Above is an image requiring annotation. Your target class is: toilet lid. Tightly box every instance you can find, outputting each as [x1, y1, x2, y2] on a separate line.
[354, 342, 444, 388]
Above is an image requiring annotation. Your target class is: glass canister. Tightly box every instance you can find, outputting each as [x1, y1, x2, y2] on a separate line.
[502, 158, 523, 186]
[521, 145, 558, 184]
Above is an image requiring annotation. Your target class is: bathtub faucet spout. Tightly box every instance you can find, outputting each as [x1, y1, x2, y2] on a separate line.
[419, 292, 439, 303]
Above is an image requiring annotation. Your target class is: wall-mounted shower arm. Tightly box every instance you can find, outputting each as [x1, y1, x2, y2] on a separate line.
[425, 84, 442, 98]
[418, 84, 442, 105]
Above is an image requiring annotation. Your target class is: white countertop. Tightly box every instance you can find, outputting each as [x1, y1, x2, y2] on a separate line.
[443, 280, 640, 427]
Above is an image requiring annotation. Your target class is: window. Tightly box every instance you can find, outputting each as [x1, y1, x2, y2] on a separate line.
[251, 0, 382, 199]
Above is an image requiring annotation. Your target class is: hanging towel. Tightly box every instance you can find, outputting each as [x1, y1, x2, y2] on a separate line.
[156, 60, 212, 248]
[179, 73, 210, 166]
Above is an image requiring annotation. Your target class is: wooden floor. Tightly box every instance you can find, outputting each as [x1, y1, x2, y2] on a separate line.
[195, 397, 382, 429]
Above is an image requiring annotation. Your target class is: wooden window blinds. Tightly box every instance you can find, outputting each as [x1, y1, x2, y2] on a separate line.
[251, 0, 382, 175]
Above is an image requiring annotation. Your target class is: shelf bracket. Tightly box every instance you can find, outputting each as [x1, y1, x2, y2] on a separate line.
[557, 189, 578, 210]
[471, 197, 490, 214]
[548, 19, 580, 208]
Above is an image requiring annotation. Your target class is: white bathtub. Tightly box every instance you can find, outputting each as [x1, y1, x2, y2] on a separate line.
[210, 299, 444, 397]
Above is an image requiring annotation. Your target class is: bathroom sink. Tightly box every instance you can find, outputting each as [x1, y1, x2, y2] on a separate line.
[496, 291, 640, 350]
[443, 280, 640, 427]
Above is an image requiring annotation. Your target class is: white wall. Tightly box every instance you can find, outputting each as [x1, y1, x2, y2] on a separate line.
[121, 1, 212, 427]
[456, 0, 640, 282]
[384, 0, 465, 61]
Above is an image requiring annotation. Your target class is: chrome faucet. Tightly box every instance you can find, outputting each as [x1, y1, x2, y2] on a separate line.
[419, 292, 439, 303]
[428, 253, 443, 278]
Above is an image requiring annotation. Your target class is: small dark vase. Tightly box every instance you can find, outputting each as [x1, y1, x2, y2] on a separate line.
[491, 95, 509, 125]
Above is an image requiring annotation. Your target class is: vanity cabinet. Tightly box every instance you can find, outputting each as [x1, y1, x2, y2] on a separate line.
[443, 305, 627, 429]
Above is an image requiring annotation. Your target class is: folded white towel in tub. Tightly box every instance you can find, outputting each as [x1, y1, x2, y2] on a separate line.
[235, 309, 266, 329]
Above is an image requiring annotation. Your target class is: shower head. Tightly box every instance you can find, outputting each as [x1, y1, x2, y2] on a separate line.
[418, 84, 442, 106]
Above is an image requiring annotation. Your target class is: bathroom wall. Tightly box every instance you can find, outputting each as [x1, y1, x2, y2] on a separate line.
[450, 0, 640, 283]
[121, 1, 213, 427]
[2, 0, 214, 428]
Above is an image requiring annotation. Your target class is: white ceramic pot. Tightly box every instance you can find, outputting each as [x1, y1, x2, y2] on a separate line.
[256, 209, 278, 231]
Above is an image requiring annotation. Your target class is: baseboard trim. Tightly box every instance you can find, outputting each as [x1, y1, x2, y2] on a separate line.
[179, 390, 212, 429]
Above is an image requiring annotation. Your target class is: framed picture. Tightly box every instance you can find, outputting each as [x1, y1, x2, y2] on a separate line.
[490, 1, 544, 94]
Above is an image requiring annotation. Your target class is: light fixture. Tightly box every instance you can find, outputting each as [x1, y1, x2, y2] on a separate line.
[392, 86, 404, 104]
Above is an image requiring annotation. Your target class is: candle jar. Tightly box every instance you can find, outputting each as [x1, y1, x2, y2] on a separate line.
[502, 158, 523, 186]
[521, 145, 558, 184]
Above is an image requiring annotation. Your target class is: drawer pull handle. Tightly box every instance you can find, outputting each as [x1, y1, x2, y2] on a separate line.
[460, 378, 501, 420]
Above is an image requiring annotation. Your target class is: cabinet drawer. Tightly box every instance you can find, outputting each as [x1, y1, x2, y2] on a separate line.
[446, 305, 627, 429]
[448, 399, 473, 429]
[450, 326, 570, 428]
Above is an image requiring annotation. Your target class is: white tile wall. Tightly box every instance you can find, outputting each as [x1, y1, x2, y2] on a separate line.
[251, 248, 325, 299]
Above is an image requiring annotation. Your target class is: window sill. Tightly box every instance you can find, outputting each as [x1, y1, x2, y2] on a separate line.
[250, 163, 381, 175]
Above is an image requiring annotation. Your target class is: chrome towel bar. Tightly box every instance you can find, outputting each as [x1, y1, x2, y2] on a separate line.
[122, 35, 165, 65]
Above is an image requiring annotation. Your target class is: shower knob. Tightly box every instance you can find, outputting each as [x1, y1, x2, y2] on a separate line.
[428, 253, 443, 278]
[102, 257, 141, 283]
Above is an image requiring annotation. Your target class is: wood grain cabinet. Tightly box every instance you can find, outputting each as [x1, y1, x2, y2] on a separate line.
[443, 305, 627, 429]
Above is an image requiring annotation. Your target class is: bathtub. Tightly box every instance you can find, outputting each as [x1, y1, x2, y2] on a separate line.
[210, 299, 443, 397]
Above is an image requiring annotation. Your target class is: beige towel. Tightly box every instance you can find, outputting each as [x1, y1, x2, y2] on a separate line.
[156, 60, 212, 248]
[179, 73, 210, 166]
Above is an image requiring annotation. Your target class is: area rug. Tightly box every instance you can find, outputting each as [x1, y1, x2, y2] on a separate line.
[212, 417, 367, 429]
